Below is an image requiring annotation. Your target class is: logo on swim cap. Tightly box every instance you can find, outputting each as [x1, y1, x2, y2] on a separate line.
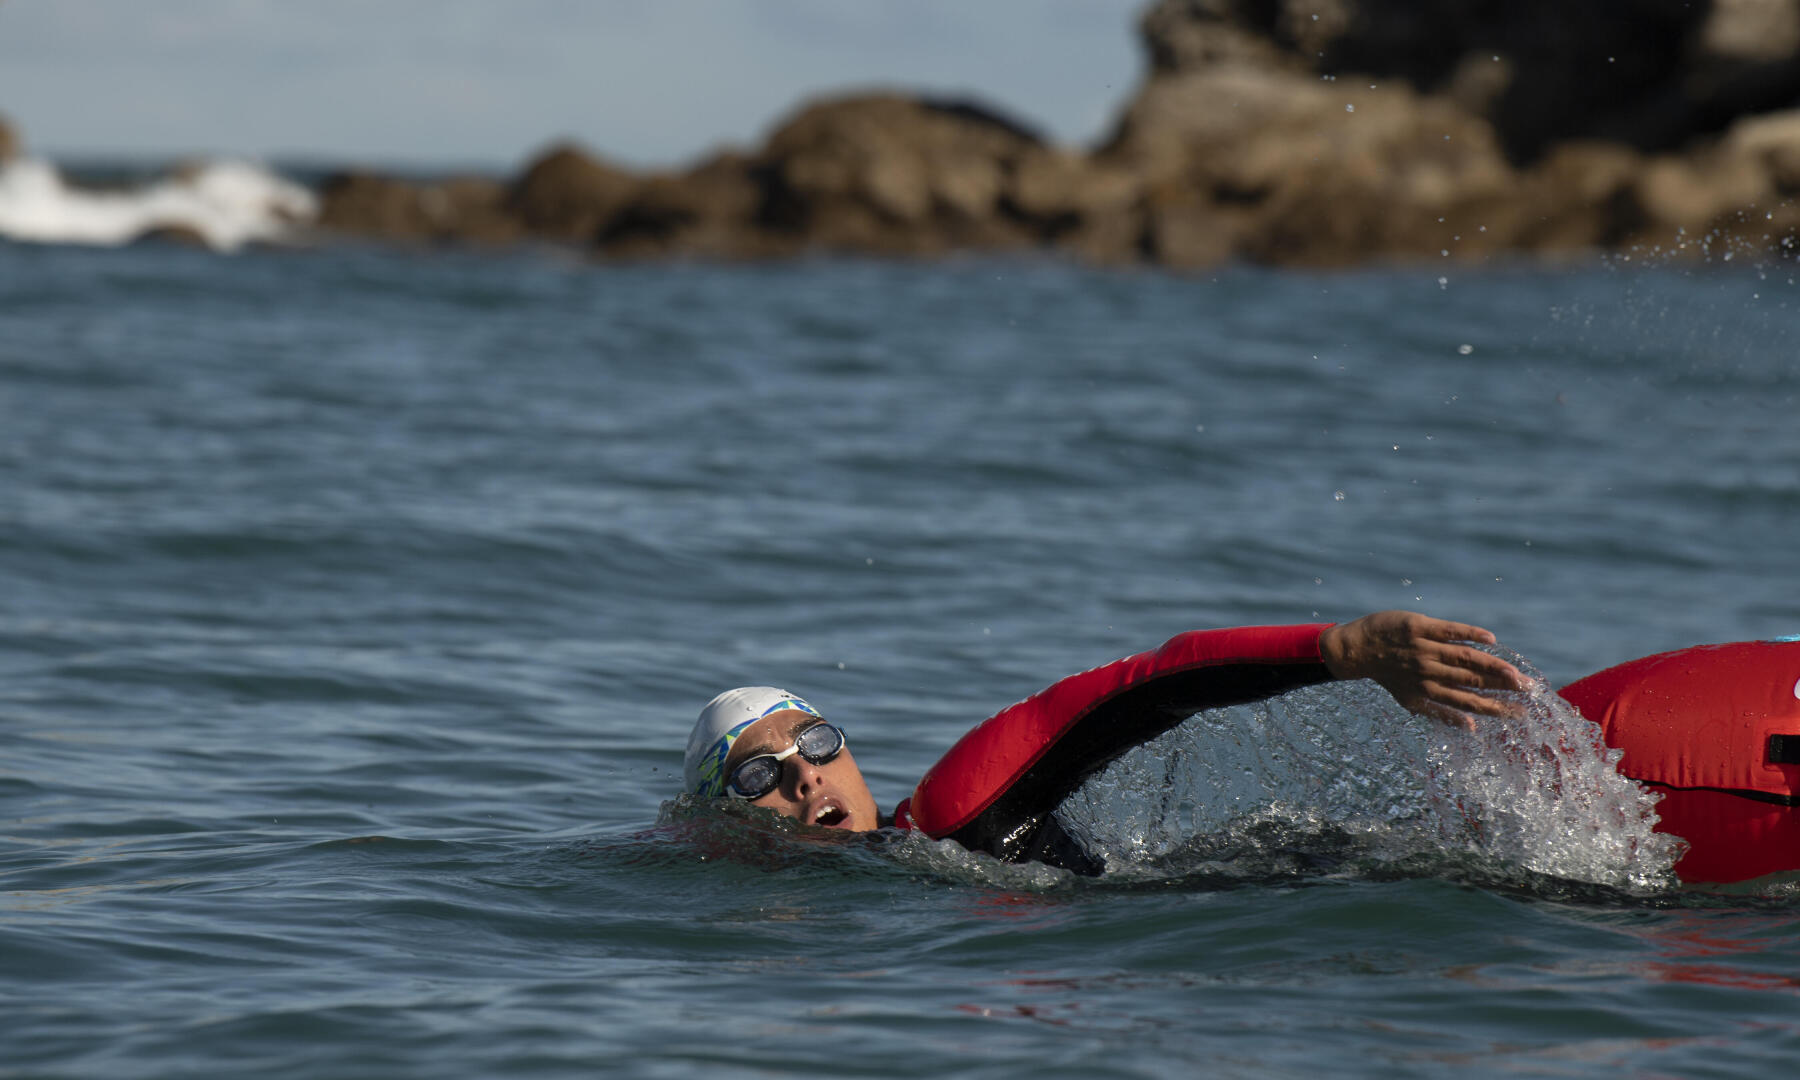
[685, 688, 823, 797]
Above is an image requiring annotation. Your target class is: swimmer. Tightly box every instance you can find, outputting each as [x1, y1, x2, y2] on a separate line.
[683, 610, 1525, 869]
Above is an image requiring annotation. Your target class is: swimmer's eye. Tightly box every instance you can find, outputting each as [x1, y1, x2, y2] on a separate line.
[725, 722, 846, 799]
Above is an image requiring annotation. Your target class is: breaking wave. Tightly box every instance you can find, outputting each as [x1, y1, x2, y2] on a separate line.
[0, 157, 316, 251]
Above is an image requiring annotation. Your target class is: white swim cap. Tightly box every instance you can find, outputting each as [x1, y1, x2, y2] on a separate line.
[685, 686, 823, 797]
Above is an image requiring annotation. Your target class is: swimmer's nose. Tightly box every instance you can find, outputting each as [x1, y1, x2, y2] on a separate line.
[786, 754, 824, 797]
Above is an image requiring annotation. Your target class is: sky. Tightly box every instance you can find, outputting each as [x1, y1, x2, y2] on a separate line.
[0, 0, 1147, 171]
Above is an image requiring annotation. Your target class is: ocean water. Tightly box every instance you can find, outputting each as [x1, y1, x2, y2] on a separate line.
[4, 237, 1799, 1078]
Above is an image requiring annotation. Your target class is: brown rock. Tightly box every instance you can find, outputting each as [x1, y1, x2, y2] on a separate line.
[756, 94, 1046, 254]
[1008, 149, 1139, 221]
[1633, 153, 1772, 237]
[1724, 108, 1800, 193]
[316, 172, 438, 241]
[315, 171, 521, 245]
[1140, 188, 1233, 268]
[1005, 148, 1143, 261]
[130, 223, 213, 249]
[0, 112, 18, 163]
[427, 177, 521, 245]
[1700, 0, 1800, 64]
[1131, 0, 1730, 163]
[1512, 141, 1646, 252]
[1105, 63, 1516, 265]
[507, 143, 639, 240]
[598, 151, 789, 259]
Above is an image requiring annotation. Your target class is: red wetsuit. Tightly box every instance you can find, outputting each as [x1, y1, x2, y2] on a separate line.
[892, 623, 1333, 873]
[1561, 640, 1800, 883]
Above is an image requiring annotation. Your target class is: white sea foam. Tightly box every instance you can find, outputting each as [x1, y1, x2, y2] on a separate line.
[0, 157, 317, 251]
[1058, 650, 1684, 891]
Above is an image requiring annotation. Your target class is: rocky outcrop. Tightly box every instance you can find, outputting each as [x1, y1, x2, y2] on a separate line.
[1094, 0, 1800, 265]
[149, 1, 1800, 266]
[309, 96, 1074, 259]
[1099, 62, 1519, 265]
[1131, 0, 1800, 163]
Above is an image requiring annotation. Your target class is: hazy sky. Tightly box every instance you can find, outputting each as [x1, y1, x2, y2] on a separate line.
[0, 0, 1147, 169]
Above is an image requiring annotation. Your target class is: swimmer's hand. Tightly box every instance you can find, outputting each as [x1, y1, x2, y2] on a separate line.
[1318, 610, 1526, 730]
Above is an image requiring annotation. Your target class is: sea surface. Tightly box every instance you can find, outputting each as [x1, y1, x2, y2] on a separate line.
[4, 236, 1799, 1078]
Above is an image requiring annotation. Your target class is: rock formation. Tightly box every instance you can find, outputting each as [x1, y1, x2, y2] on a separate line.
[235, 1, 1800, 266]
[1074, 0, 1800, 265]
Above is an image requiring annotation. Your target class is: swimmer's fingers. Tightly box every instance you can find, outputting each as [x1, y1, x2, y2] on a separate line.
[1415, 618, 1499, 647]
[1399, 679, 1520, 731]
[1410, 650, 1528, 722]
[1420, 643, 1526, 693]
[1432, 679, 1525, 718]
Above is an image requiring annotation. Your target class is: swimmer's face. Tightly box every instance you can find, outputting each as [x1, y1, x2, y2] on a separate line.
[723, 709, 880, 832]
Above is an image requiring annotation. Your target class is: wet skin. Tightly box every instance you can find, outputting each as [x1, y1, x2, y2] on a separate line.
[723, 709, 881, 832]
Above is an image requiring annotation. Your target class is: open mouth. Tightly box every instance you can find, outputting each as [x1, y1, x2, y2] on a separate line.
[813, 802, 849, 828]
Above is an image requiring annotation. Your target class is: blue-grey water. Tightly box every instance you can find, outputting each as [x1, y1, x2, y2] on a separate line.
[4, 240, 1799, 1078]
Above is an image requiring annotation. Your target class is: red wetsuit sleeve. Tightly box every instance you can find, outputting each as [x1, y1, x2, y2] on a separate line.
[894, 623, 1333, 869]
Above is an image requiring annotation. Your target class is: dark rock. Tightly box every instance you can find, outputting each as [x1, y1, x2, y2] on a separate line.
[1511, 142, 1647, 253]
[1009, 149, 1144, 263]
[433, 176, 522, 244]
[1103, 59, 1517, 266]
[507, 143, 639, 241]
[316, 171, 438, 240]
[754, 93, 1045, 254]
[315, 171, 519, 245]
[1131, 0, 1800, 164]
[597, 151, 788, 259]
[130, 222, 212, 248]
[1726, 107, 1800, 194]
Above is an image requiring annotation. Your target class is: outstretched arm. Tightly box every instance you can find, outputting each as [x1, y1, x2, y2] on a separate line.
[1318, 610, 1525, 730]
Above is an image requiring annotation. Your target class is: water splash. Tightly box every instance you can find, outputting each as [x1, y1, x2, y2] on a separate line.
[0, 157, 316, 251]
[1056, 649, 1683, 892]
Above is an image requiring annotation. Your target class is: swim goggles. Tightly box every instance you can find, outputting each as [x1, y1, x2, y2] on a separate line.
[725, 722, 846, 800]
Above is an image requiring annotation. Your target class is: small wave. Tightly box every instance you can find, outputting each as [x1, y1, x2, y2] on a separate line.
[0, 157, 316, 251]
[654, 796, 1075, 889]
